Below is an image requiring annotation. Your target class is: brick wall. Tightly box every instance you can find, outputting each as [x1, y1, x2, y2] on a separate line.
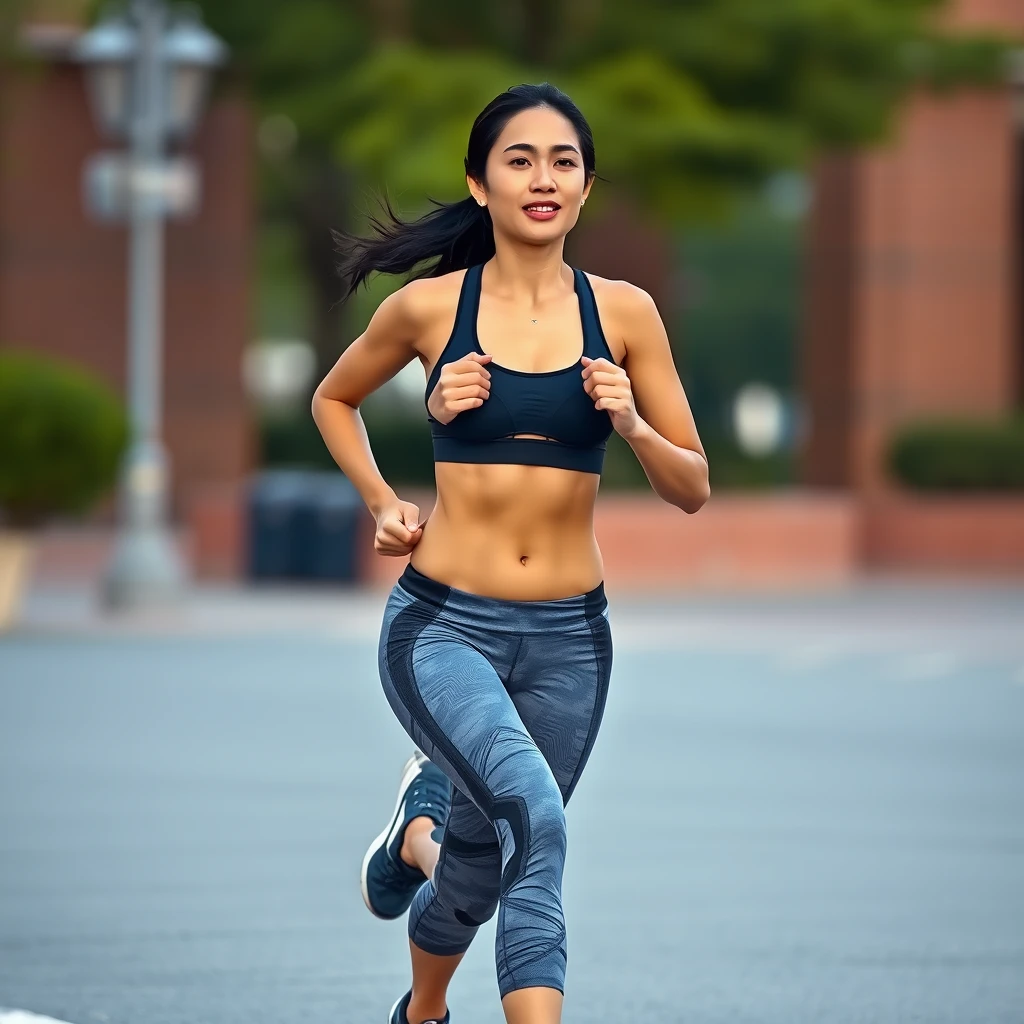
[801, 0, 1024, 495]
[0, 56, 255, 524]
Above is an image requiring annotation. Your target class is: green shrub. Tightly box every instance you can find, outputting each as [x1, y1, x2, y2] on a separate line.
[0, 351, 128, 527]
[888, 416, 1024, 491]
[261, 408, 341, 472]
[699, 435, 795, 490]
[262, 409, 437, 484]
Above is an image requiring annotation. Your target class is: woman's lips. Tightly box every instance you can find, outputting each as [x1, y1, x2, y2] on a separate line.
[522, 204, 561, 221]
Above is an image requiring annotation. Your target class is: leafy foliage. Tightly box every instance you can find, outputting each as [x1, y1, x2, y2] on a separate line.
[888, 417, 1024, 491]
[0, 351, 128, 528]
[202, 0, 1015, 219]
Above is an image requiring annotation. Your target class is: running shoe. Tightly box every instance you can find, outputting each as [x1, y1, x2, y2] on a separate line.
[361, 750, 452, 920]
[388, 990, 450, 1024]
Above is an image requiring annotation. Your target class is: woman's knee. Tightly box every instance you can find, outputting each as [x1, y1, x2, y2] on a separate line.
[453, 885, 500, 928]
[431, 829, 503, 928]
[493, 772, 566, 888]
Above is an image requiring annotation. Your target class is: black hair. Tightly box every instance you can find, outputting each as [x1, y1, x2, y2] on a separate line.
[332, 82, 596, 302]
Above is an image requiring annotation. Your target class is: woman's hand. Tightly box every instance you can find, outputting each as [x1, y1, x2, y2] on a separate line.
[374, 498, 427, 556]
[581, 356, 639, 438]
[427, 352, 492, 424]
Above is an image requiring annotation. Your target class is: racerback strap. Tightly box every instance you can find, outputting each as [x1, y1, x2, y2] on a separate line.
[451, 264, 483, 345]
[575, 268, 615, 362]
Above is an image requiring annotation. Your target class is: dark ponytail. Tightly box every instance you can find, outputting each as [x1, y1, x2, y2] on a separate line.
[333, 82, 597, 302]
[331, 194, 494, 302]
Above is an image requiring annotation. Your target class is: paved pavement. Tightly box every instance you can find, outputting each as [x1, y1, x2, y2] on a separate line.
[1, 581, 1023, 1023]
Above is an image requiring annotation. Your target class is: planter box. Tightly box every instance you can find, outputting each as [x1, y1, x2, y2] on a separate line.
[594, 492, 858, 591]
[29, 490, 1024, 591]
[864, 494, 1024, 573]
[0, 531, 34, 630]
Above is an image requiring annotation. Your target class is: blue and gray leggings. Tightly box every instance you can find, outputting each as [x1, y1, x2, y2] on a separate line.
[378, 564, 613, 997]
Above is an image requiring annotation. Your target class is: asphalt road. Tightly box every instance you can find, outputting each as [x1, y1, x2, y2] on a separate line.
[1, 583, 1023, 1023]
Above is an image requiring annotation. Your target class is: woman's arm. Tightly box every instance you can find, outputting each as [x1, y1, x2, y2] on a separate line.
[583, 282, 710, 514]
[311, 285, 422, 519]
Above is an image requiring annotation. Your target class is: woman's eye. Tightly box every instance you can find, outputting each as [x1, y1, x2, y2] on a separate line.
[509, 157, 577, 167]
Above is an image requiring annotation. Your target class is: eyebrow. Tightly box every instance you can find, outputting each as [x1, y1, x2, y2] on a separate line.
[503, 143, 581, 156]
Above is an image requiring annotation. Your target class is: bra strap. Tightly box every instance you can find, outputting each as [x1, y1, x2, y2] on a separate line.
[451, 264, 483, 343]
[575, 268, 616, 363]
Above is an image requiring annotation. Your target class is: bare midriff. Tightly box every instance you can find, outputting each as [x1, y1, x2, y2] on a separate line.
[409, 458, 604, 601]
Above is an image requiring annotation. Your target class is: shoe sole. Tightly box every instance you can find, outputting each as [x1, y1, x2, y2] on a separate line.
[389, 992, 447, 1024]
[361, 750, 428, 919]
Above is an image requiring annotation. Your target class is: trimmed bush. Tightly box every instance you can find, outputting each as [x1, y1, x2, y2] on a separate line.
[887, 416, 1024, 492]
[0, 351, 128, 527]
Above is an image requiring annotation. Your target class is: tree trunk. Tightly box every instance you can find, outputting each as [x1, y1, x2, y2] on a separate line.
[295, 157, 353, 387]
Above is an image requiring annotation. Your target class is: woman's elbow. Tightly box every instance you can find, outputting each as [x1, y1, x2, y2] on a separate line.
[310, 388, 325, 425]
[310, 386, 338, 430]
[680, 484, 710, 515]
[681, 471, 711, 514]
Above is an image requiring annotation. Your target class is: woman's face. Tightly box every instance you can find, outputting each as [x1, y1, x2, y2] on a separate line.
[470, 105, 591, 242]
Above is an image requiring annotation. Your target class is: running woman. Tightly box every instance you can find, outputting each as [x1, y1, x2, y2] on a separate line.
[312, 82, 709, 1024]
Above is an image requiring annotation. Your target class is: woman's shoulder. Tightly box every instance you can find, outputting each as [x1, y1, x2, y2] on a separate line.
[389, 268, 471, 331]
[581, 271, 656, 315]
[580, 272, 660, 359]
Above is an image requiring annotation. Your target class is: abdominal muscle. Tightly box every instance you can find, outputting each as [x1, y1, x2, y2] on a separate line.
[408, 454, 605, 601]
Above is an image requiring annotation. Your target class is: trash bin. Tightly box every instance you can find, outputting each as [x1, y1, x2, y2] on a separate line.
[247, 469, 364, 583]
[246, 469, 315, 580]
[295, 473, 364, 582]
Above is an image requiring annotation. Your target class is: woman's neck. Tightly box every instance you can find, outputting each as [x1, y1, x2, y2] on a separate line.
[486, 244, 572, 304]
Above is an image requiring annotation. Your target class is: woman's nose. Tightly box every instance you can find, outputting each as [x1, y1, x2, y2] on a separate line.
[532, 165, 556, 190]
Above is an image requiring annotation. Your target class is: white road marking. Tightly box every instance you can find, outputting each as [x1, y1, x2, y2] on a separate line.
[0, 1012, 79, 1024]
[889, 651, 958, 683]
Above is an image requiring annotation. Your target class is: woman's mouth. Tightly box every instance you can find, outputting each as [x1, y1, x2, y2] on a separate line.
[522, 202, 561, 221]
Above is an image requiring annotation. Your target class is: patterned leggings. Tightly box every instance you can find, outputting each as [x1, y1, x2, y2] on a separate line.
[377, 563, 613, 997]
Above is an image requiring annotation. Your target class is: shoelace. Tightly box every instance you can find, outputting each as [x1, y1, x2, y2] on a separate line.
[407, 773, 450, 819]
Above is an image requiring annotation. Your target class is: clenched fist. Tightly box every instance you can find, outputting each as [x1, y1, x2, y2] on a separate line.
[581, 355, 639, 438]
[427, 351, 492, 424]
[375, 498, 426, 557]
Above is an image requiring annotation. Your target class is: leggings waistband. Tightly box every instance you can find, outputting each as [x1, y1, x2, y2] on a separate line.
[397, 563, 607, 632]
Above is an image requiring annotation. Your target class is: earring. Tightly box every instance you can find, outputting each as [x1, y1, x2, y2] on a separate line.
[478, 200, 486, 207]
[581, 198, 586, 206]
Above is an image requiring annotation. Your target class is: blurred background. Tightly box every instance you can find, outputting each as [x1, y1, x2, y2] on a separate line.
[1, 1, 1023, 1023]
[0, 0, 1022, 602]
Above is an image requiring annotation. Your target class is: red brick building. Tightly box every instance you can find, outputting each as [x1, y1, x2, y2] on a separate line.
[803, 0, 1024, 494]
[2, 1, 1022, 586]
[0, 21, 253, 576]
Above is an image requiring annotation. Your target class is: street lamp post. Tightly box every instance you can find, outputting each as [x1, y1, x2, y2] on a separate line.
[75, 1, 226, 609]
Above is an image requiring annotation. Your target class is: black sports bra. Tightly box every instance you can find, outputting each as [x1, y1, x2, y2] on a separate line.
[424, 264, 617, 474]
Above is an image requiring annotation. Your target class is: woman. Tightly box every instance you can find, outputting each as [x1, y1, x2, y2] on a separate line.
[312, 82, 709, 1024]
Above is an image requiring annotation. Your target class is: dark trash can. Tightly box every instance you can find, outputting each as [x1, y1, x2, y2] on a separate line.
[247, 470, 313, 580]
[294, 473, 363, 582]
[247, 470, 364, 583]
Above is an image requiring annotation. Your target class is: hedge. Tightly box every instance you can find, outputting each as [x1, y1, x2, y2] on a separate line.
[0, 350, 128, 527]
[887, 416, 1024, 491]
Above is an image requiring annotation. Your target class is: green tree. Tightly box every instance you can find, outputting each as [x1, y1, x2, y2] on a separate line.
[198, 0, 1013, 373]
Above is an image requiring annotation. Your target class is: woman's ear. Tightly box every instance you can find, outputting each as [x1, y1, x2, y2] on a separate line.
[466, 175, 487, 207]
